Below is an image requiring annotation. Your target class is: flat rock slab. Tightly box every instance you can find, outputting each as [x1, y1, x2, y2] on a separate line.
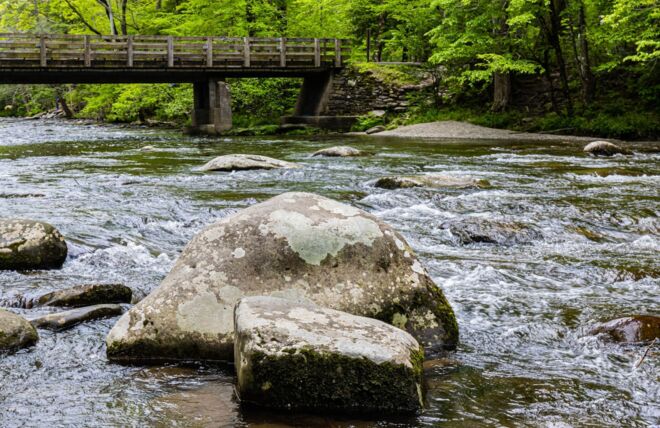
[24, 283, 132, 309]
[375, 174, 489, 190]
[312, 146, 365, 157]
[200, 154, 299, 171]
[0, 309, 38, 353]
[234, 296, 424, 413]
[0, 219, 67, 270]
[106, 192, 457, 364]
[583, 141, 629, 156]
[443, 218, 542, 245]
[30, 304, 124, 331]
[589, 315, 659, 343]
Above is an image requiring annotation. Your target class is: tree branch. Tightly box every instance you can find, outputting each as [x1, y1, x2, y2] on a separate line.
[62, 0, 103, 35]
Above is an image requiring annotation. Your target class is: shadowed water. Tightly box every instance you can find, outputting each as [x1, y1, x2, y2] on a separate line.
[0, 118, 658, 427]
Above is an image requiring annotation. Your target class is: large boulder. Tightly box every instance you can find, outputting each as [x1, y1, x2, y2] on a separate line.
[0, 219, 68, 270]
[312, 146, 365, 157]
[235, 296, 424, 413]
[107, 192, 457, 363]
[588, 315, 659, 344]
[30, 304, 124, 331]
[200, 154, 298, 171]
[375, 174, 489, 190]
[443, 218, 542, 245]
[23, 283, 132, 309]
[583, 141, 629, 156]
[0, 309, 38, 353]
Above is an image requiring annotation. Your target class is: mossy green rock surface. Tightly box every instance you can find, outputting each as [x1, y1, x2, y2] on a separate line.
[0, 309, 38, 353]
[107, 192, 457, 363]
[234, 296, 425, 413]
[0, 219, 67, 270]
[443, 218, 542, 245]
[30, 304, 124, 331]
[375, 174, 489, 190]
[25, 283, 132, 308]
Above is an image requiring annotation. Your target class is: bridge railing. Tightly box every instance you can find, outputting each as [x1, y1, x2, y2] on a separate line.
[0, 34, 351, 69]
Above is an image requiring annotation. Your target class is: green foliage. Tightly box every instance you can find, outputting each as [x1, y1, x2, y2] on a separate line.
[351, 113, 384, 132]
[352, 62, 421, 86]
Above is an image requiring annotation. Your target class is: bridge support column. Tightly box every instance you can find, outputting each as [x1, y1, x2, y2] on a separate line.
[294, 72, 334, 116]
[191, 79, 232, 134]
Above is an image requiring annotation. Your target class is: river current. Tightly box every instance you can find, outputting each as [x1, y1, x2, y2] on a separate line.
[0, 118, 658, 427]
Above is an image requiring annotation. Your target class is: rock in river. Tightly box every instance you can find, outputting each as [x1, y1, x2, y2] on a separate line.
[107, 192, 458, 363]
[24, 283, 132, 309]
[30, 304, 124, 331]
[375, 174, 489, 190]
[234, 296, 424, 413]
[0, 219, 67, 270]
[443, 218, 542, 245]
[312, 146, 365, 157]
[200, 154, 298, 171]
[583, 141, 628, 156]
[0, 309, 38, 353]
[588, 315, 660, 344]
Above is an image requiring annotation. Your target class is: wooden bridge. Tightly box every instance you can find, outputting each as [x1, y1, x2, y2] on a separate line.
[0, 34, 351, 133]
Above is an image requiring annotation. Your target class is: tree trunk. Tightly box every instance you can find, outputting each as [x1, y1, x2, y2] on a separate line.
[548, 0, 573, 116]
[60, 97, 73, 119]
[577, 3, 595, 103]
[492, 72, 512, 111]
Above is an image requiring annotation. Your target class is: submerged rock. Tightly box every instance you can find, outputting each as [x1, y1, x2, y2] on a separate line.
[200, 154, 298, 171]
[583, 141, 629, 156]
[375, 174, 489, 190]
[0, 219, 68, 270]
[24, 284, 132, 309]
[443, 218, 542, 245]
[588, 315, 660, 344]
[234, 296, 424, 413]
[365, 125, 386, 135]
[312, 146, 365, 157]
[0, 309, 38, 353]
[30, 304, 124, 331]
[107, 192, 457, 363]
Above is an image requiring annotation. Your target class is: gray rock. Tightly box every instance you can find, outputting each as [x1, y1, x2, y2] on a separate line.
[234, 296, 424, 413]
[444, 218, 542, 245]
[365, 125, 386, 135]
[583, 141, 629, 156]
[24, 283, 132, 309]
[30, 304, 124, 331]
[375, 174, 489, 190]
[106, 192, 457, 363]
[588, 315, 659, 344]
[0, 309, 38, 353]
[312, 146, 365, 157]
[0, 219, 67, 270]
[369, 110, 386, 117]
[200, 154, 299, 171]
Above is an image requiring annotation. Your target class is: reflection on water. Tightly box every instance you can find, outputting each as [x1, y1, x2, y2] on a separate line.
[0, 118, 658, 427]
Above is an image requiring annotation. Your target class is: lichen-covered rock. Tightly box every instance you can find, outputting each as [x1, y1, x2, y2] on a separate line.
[107, 192, 457, 363]
[30, 304, 124, 331]
[234, 296, 424, 413]
[312, 146, 365, 157]
[200, 154, 298, 171]
[583, 141, 629, 156]
[0, 219, 67, 270]
[443, 218, 542, 245]
[0, 309, 38, 353]
[588, 315, 660, 344]
[375, 174, 489, 190]
[24, 284, 132, 309]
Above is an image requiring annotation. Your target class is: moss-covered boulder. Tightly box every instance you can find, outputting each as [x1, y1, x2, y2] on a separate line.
[24, 283, 132, 309]
[583, 141, 629, 156]
[0, 309, 38, 353]
[200, 154, 299, 171]
[312, 146, 365, 157]
[375, 174, 489, 190]
[107, 192, 457, 363]
[0, 219, 67, 270]
[30, 304, 124, 331]
[443, 218, 542, 245]
[588, 315, 659, 344]
[234, 296, 424, 413]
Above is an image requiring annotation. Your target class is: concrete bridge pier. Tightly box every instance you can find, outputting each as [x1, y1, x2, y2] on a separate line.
[190, 79, 232, 134]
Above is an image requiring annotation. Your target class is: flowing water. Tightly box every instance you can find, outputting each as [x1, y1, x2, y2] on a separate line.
[0, 118, 658, 427]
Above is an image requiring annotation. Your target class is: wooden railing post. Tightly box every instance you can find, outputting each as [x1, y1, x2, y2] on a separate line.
[127, 35, 134, 67]
[314, 38, 321, 67]
[206, 37, 213, 67]
[280, 37, 286, 67]
[167, 36, 174, 67]
[39, 36, 46, 67]
[334, 39, 341, 67]
[84, 35, 91, 67]
[243, 37, 250, 67]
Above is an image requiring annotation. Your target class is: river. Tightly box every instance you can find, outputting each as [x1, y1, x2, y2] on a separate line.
[0, 118, 658, 427]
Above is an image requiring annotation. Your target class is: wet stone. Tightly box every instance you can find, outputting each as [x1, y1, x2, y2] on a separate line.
[24, 283, 132, 309]
[443, 218, 542, 245]
[375, 174, 489, 190]
[365, 126, 386, 135]
[312, 146, 365, 157]
[234, 296, 425, 413]
[0, 309, 38, 354]
[30, 304, 124, 331]
[0, 219, 68, 270]
[588, 315, 660, 344]
[583, 141, 629, 156]
[200, 154, 299, 171]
